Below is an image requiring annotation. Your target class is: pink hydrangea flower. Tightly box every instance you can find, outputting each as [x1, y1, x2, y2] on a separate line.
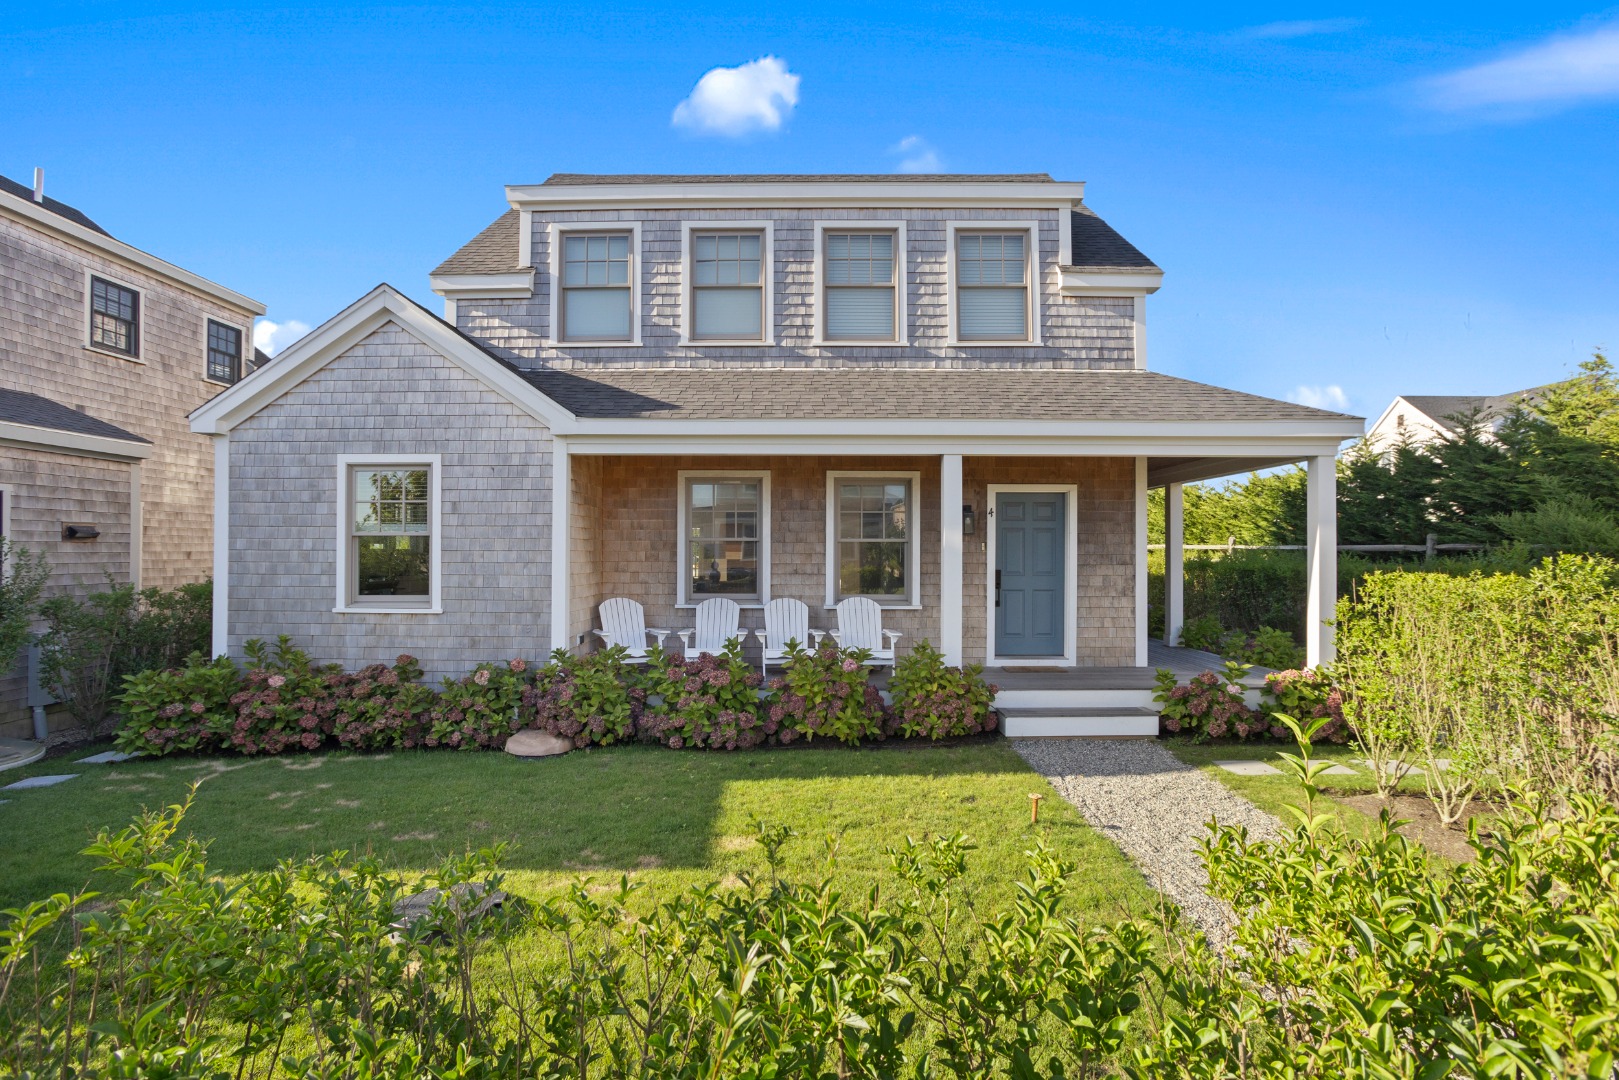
[267, 674, 286, 688]
[474, 668, 490, 686]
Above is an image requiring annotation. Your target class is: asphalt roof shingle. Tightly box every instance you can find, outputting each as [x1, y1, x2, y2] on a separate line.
[0, 388, 149, 443]
[0, 173, 112, 236]
[1068, 205, 1158, 272]
[432, 209, 521, 275]
[512, 367, 1358, 423]
[1402, 387, 1550, 431]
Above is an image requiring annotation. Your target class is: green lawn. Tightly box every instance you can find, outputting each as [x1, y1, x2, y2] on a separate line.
[1, 740, 1157, 925]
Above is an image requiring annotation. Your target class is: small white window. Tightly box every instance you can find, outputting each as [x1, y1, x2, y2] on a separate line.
[955, 230, 1033, 342]
[823, 232, 897, 342]
[826, 473, 919, 606]
[679, 473, 769, 604]
[690, 231, 765, 341]
[338, 459, 440, 612]
[560, 232, 633, 342]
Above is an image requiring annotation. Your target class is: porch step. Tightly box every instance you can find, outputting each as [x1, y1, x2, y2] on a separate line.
[993, 687, 1157, 710]
[1000, 707, 1160, 738]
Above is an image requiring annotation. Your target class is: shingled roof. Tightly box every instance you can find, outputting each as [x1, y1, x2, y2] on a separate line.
[0, 388, 149, 443]
[0, 173, 112, 236]
[1068, 204, 1158, 272]
[510, 367, 1356, 423]
[1401, 387, 1549, 432]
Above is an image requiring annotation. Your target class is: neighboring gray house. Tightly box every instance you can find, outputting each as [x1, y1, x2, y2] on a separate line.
[0, 171, 264, 738]
[192, 174, 1362, 736]
[1366, 386, 1549, 453]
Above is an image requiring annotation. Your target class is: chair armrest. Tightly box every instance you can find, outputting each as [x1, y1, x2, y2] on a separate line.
[645, 628, 671, 645]
[882, 630, 903, 649]
[675, 630, 695, 650]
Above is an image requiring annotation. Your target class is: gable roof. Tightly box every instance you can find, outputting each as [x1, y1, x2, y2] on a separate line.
[433, 209, 520, 275]
[541, 173, 1057, 185]
[1400, 386, 1550, 431]
[515, 367, 1353, 423]
[0, 388, 148, 443]
[0, 173, 111, 236]
[1068, 205, 1157, 272]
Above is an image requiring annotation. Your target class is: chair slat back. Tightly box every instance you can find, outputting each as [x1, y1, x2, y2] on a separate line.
[599, 597, 647, 649]
[762, 598, 810, 654]
[692, 597, 741, 654]
[835, 596, 883, 652]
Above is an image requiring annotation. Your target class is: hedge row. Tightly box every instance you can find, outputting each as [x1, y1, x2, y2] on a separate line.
[114, 636, 999, 757]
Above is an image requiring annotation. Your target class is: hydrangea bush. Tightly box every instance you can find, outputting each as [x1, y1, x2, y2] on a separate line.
[765, 641, 887, 745]
[523, 647, 643, 748]
[1152, 661, 1275, 740]
[640, 640, 770, 749]
[1259, 667, 1348, 743]
[116, 654, 240, 756]
[886, 640, 999, 739]
[329, 655, 438, 750]
[228, 636, 344, 754]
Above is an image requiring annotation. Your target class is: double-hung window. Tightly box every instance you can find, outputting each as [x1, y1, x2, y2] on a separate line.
[689, 230, 766, 342]
[341, 460, 439, 611]
[559, 231, 633, 342]
[827, 473, 917, 605]
[89, 276, 140, 357]
[206, 320, 242, 384]
[955, 230, 1034, 343]
[681, 474, 768, 603]
[823, 231, 899, 342]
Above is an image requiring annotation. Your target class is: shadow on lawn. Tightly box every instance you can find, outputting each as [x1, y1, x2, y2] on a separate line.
[3, 741, 1043, 901]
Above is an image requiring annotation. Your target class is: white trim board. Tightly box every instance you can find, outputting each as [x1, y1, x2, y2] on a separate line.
[507, 179, 1085, 210]
[983, 484, 1079, 668]
[333, 454, 444, 615]
[0, 420, 152, 461]
[428, 270, 536, 300]
[823, 470, 922, 607]
[0, 189, 264, 316]
[676, 469, 772, 608]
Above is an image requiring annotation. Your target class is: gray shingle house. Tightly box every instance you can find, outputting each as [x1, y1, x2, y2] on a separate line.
[1, 172, 264, 738]
[192, 174, 1361, 735]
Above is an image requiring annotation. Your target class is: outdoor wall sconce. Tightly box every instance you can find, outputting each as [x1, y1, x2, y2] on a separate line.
[962, 504, 977, 536]
[62, 523, 99, 541]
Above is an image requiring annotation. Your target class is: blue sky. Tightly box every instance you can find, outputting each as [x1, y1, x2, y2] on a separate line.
[4, 2, 1616, 420]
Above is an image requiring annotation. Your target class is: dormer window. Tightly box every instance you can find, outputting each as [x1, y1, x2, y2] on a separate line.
[950, 226, 1038, 345]
[690, 230, 765, 342]
[822, 230, 900, 343]
[559, 231, 633, 343]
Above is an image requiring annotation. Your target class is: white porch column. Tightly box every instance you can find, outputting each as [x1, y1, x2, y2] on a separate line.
[1135, 457, 1149, 666]
[1306, 454, 1337, 667]
[939, 454, 964, 666]
[550, 437, 571, 655]
[210, 434, 229, 659]
[1164, 481, 1184, 648]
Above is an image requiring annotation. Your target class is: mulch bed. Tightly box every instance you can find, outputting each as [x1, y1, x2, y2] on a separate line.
[1335, 792, 1494, 863]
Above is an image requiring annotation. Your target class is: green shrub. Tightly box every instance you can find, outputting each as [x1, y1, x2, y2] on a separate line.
[523, 646, 644, 748]
[0, 538, 48, 679]
[765, 640, 887, 744]
[887, 639, 999, 739]
[330, 654, 438, 750]
[639, 638, 770, 749]
[428, 658, 531, 750]
[1177, 613, 1225, 652]
[1153, 662, 1271, 739]
[1258, 667, 1348, 743]
[115, 654, 241, 755]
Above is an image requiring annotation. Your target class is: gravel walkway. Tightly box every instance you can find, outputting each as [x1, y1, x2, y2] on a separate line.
[1013, 738, 1282, 947]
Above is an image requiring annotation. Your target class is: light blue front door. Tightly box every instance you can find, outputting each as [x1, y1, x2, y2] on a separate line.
[995, 491, 1067, 657]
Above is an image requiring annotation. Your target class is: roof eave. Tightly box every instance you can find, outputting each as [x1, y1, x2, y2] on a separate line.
[1060, 268, 1164, 295]
[505, 179, 1086, 210]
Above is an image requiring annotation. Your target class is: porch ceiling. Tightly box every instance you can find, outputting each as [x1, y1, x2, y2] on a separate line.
[1147, 455, 1308, 486]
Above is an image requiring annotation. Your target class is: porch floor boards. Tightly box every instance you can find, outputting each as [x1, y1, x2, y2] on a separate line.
[985, 641, 1271, 693]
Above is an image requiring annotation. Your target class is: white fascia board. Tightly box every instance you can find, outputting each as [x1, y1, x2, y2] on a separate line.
[0, 190, 265, 316]
[0, 421, 153, 461]
[507, 180, 1085, 210]
[189, 284, 578, 435]
[565, 430, 1360, 458]
[566, 416, 1366, 441]
[1365, 396, 1410, 440]
[1060, 269, 1164, 295]
[428, 270, 535, 298]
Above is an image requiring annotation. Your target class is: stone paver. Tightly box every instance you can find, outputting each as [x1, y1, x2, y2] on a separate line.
[1214, 759, 1281, 776]
[3, 774, 79, 790]
[81, 750, 140, 764]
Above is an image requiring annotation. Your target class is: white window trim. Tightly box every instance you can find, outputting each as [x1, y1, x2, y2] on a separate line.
[545, 221, 643, 347]
[824, 470, 922, 609]
[679, 221, 775, 346]
[676, 469, 771, 609]
[334, 454, 443, 614]
[202, 316, 250, 387]
[83, 267, 145, 363]
[983, 483, 1078, 668]
[945, 221, 1043, 348]
[811, 221, 909, 347]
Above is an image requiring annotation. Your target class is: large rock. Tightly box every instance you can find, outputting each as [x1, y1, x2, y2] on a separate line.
[504, 730, 574, 758]
[391, 882, 505, 933]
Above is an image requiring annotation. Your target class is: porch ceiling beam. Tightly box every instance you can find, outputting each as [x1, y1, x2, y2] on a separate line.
[1146, 455, 1310, 486]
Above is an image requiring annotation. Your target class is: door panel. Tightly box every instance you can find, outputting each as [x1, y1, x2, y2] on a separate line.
[995, 491, 1067, 657]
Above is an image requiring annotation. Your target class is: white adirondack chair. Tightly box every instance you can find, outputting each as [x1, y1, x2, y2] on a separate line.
[828, 596, 902, 667]
[677, 597, 744, 657]
[593, 598, 670, 663]
[755, 597, 816, 676]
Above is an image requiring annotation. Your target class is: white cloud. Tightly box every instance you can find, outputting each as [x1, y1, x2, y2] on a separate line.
[889, 135, 942, 173]
[671, 56, 800, 136]
[1288, 384, 1351, 411]
[1237, 17, 1364, 40]
[1423, 21, 1619, 114]
[253, 317, 311, 358]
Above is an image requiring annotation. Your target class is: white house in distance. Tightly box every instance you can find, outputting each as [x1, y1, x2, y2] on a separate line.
[190, 174, 1363, 736]
[1366, 386, 1547, 453]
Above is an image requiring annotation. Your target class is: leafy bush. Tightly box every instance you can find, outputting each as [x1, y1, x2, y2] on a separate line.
[0, 537, 48, 679]
[1134, 716, 1619, 1078]
[523, 646, 644, 748]
[1176, 613, 1225, 652]
[226, 635, 342, 754]
[39, 579, 213, 730]
[1259, 667, 1348, 743]
[427, 658, 530, 750]
[115, 654, 241, 755]
[764, 640, 887, 744]
[1152, 662, 1273, 739]
[887, 639, 999, 739]
[330, 654, 438, 750]
[640, 639, 770, 749]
